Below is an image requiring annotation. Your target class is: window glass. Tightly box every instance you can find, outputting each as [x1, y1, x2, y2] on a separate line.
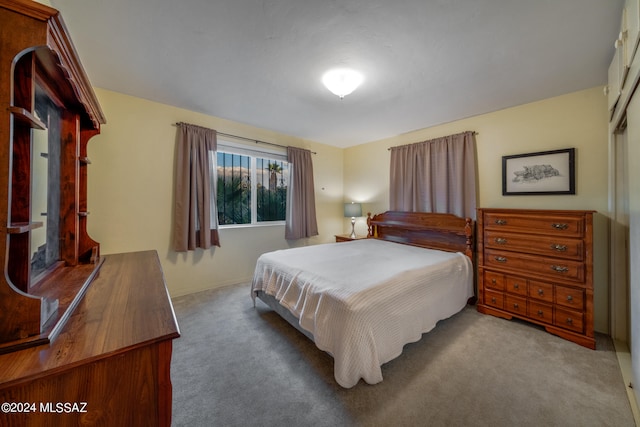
[217, 150, 288, 226]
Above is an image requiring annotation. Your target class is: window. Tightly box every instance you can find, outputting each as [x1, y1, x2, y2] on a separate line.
[216, 143, 288, 226]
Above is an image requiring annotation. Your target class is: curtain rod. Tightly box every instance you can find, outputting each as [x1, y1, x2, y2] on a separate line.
[387, 131, 478, 151]
[173, 122, 316, 154]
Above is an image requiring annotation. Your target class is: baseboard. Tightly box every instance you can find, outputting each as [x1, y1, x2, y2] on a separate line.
[169, 276, 253, 298]
[613, 340, 640, 425]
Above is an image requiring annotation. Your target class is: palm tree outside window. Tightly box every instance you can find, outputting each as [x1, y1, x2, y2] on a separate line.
[216, 151, 288, 225]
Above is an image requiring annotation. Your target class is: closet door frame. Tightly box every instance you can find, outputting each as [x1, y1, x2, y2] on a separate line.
[608, 127, 630, 344]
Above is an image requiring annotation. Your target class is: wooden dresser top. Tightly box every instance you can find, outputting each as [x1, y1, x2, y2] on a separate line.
[0, 250, 180, 388]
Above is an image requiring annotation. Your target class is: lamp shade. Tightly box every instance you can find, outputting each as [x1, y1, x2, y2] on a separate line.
[344, 202, 362, 218]
[322, 69, 363, 98]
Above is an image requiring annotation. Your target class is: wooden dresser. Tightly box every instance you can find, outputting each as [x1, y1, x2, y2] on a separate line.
[477, 208, 595, 349]
[0, 251, 180, 426]
[0, 3, 179, 425]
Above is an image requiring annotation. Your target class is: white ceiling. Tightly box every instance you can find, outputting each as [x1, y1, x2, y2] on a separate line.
[51, 0, 624, 148]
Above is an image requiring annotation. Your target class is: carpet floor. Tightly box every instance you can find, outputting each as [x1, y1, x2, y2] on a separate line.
[171, 283, 636, 427]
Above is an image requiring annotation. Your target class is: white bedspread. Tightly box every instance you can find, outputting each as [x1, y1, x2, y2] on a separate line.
[251, 238, 474, 388]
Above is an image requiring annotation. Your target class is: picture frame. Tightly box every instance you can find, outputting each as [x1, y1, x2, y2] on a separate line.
[502, 148, 575, 195]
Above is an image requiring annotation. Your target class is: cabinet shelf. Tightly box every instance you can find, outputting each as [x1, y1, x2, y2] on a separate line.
[7, 222, 43, 234]
[8, 106, 46, 130]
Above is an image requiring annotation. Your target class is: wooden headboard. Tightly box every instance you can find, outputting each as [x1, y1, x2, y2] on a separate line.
[366, 211, 474, 262]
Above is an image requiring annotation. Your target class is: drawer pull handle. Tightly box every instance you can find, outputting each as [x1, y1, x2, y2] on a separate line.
[551, 244, 567, 252]
[537, 310, 544, 316]
[513, 303, 519, 309]
[495, 219, 507, 225]
[537, 289, 544, 296]
[491, 297, 497, 303]
[566, 318, 573, 325]
[551, 265, 569, 273]
[566, 295, 573, 302]
[494, 256, 507, 263]
[552, 223, 569, 230]
[491, 278, 497, 284]
[513, 283, 519, 289]
[494, 237, 508, 244]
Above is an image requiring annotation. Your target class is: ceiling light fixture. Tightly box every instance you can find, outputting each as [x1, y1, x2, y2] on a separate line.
[322, 68, 363, 99]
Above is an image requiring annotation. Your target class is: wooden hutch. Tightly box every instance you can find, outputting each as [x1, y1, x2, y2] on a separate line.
[0, 1, 179, 425]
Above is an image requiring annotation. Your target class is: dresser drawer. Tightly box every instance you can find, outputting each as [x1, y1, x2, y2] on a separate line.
[528, 280, 553, 303]
[528, 300, 553, 325]
[484, 249, 585, 283]
[484, 271, 504, 291]
[485, 230, 583, 261]
[484, 289, 504, 309]
[483, 212, 584, 237]
[504, 295, 526, 316]
[555, 285, 585, 310]
[555, 307, 584, 333]
[505, 275, 527, 296]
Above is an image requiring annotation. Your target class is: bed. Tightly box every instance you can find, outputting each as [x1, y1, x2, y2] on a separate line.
[251, 211, 475, 388]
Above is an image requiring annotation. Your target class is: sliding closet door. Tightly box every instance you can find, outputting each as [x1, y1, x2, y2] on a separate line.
[612, 127, 630, 343]
[626, 91, 640, 407]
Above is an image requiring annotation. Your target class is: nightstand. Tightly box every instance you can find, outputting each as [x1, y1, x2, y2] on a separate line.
[335, 234, 368, 242]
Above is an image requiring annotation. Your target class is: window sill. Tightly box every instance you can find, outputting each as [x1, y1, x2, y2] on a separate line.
[219, 222, 285, 230]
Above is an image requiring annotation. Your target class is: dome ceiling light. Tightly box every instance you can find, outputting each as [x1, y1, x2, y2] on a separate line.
[322, 68, 364, 99]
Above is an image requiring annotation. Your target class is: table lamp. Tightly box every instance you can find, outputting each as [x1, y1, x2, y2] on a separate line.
[344, 202, 362, 238]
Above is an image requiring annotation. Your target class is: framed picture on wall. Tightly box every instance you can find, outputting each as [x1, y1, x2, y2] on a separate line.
[502, 148, 575, 195]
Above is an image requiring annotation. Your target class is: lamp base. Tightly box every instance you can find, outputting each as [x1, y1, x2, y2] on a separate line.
[350, 217, 356, 238]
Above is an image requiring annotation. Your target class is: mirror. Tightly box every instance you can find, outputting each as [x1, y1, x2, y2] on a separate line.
[31, 86, 61, 281]
[30, 126, 47, 274]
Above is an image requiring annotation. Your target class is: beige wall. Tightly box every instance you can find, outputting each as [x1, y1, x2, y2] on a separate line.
[343, 86, 610, 332]
[87, 88, 344, 297]
[87, 86, 610, 330]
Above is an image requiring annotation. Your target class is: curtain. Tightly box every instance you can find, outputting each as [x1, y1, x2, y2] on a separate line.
[173, 123, 220, 251]
[285, 147, 319, 239]
[389, 131, 477, 218]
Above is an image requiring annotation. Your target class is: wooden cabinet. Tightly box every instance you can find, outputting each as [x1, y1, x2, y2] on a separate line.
[0, 251, 180, 427]
[0, 2, 180, 424]
[477, 208, 595, 349]
[0, 0, 106, 352]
